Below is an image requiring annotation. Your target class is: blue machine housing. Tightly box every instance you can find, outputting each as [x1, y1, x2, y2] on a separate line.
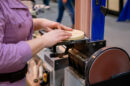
[91, 0, 106, 41]
[118, 0, 130, 21]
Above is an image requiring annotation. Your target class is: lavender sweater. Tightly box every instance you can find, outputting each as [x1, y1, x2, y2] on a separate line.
[0, 0, 33, 85]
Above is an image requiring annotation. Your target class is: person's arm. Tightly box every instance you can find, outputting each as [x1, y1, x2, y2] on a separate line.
[32, 18, 72, 54]
[27, 29, 71, 55]
[33, 18, 72, 32]
[0, 12, 71, 69]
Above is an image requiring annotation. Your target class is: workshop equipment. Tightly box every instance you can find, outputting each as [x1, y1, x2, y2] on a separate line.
[37, 30, 87, 86]
[64, 0, 130, 86]
[65, 47, 130, 86]
[86, 47, 130, 85]
[40, 46, 69, 86]
[37, 0, 130, 86]
[118, 0, 130, 21]
[40, 35, 106, 86]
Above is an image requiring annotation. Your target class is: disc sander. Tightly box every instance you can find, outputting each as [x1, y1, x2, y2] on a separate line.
[86, 47, 130, 84]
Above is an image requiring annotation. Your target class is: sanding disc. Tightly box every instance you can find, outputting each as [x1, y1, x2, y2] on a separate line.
[86, 47, 130, 84]
[66, 30, 85, 40]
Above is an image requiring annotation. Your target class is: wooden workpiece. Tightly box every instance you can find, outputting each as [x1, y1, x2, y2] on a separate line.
[26, 58, 44, 86]
[66, 30, 85, 40]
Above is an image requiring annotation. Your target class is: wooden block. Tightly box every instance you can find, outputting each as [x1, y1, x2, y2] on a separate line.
[66, 30, 84, 40]
[26, 59, 42, 86]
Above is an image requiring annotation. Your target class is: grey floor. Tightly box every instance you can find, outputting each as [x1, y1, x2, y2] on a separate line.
[105, 16, 130, 55]
[37, 1, 130, 55]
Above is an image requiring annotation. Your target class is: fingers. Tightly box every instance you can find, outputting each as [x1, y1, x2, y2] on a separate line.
[41, 29, 72, 47]
[54, 29, 72, 41]
[60, 31, 72, 36]
[41, 19, 72, 31]
[57, 23, 61, 30]
[60, 24, 72, 31]
[55, 29, 72, 36]
[46, 27, 52, 32]
[58, 35, 70, 41]
[54, 23, 72, 31]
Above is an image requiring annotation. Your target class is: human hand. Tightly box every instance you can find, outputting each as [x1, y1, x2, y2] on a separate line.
[42, 29, 72, 48]
[63, 0, 67, 4]
[38, 19, 72, 32]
